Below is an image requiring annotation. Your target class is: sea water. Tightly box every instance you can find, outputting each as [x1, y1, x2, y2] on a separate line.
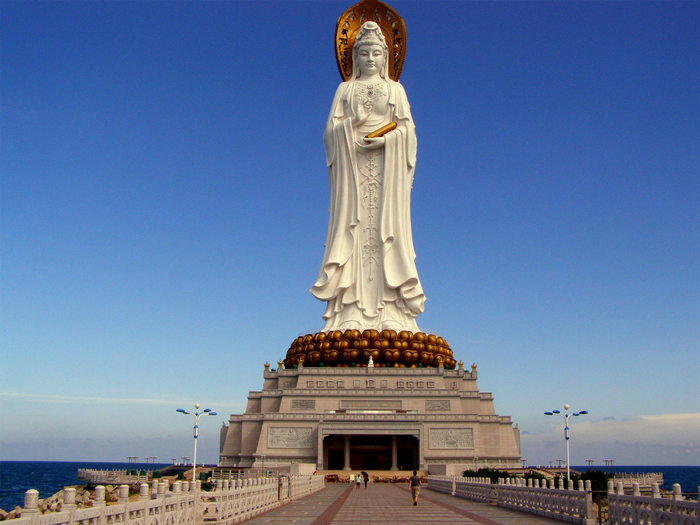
[0, 461, 169, 511]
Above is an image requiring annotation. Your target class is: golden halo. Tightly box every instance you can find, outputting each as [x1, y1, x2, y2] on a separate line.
[335, 0, 407, 81]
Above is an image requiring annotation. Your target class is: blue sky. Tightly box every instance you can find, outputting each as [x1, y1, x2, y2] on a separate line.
[1, 0, 698, 467]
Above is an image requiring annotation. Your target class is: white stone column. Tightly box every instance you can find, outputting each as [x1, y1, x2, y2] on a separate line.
[391, 435, 398, 471]
[343, 435, 351, 470]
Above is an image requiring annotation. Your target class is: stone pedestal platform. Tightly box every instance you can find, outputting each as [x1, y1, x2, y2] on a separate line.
[219, 363, 520, 474]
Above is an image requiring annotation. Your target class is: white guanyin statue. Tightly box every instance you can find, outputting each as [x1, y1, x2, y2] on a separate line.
[311, 21, 425, 332]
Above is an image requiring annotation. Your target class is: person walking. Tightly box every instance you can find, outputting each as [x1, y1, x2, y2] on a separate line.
[409, 470, 421, 505]
[363, 472, 368, 488]
[355, 473, 361, 489]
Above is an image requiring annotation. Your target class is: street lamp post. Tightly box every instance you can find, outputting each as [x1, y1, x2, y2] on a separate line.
[176, 403, 217, 483]
[544, 404, 588, 482]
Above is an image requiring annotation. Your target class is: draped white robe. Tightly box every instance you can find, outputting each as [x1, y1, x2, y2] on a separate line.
[311, 79, 425, 331]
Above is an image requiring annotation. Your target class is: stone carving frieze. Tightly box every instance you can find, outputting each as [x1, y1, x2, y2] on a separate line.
[429, 428, 474, 449]
[340, 399, 401, 409]
[268, 427, 314, 449]
[291, 399, 316, 410]
[426, 400, 450, 411]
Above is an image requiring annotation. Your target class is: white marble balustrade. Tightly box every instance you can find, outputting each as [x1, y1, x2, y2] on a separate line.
[607, 481, 699, 525]
[427, 475, 595, 524]
[77, 469, 151, 484]
[10, 475, 325, 525]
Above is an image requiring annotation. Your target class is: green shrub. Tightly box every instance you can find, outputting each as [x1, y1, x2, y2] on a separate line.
[580, 470, 612, 492]
[461, 468, 515, 483]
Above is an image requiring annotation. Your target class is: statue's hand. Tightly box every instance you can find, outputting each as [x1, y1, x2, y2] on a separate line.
[352, 104, 370, 127]
[356, 136, 385, 151]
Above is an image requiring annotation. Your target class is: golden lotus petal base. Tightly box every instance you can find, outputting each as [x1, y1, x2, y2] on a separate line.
[284, 329, 456, 369]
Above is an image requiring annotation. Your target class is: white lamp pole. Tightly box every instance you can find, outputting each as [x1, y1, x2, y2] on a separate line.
[177, 403, 217, 483]
[544, 404, 588, 482]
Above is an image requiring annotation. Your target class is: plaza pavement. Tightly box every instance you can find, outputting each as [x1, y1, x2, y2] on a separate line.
[240, 482, 568, 524]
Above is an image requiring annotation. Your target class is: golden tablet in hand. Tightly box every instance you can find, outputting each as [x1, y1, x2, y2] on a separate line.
[365, 121, 397, 139]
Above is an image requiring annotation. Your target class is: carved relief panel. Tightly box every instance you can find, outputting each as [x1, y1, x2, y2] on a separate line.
[268, 427, 314, 449]
[429, 428, 474, 449]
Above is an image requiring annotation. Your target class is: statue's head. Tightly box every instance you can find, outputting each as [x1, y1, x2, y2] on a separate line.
[352, 21, 389, 79]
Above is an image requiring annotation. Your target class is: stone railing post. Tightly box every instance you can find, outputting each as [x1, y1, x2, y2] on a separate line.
[633, 482, 641, 496]
[64, 487, 77, 510]
[616, 482, 624, 495]
[652, 483, 660, 498]
[451, 477, 456, 496]
[94, 486, 106, 507]
[157, 481, 167, 498]
[23, 489, 40, 515]
[607, 480, 615, 494]
[585, 481, 595, 522]
[557, 478, 563, 490]
[672, 484, 682, 500]
[140, 483, 150, 500]
[118, 485, 129, 503]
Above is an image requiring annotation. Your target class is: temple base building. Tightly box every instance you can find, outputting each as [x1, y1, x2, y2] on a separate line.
[219, 362, 520, 474]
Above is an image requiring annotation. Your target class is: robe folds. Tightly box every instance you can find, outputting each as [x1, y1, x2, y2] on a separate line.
[311, 79, 425, 331]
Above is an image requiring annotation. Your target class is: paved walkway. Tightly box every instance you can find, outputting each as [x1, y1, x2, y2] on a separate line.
[241, 483, 567, 524]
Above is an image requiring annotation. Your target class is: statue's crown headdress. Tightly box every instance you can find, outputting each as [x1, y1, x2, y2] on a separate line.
[354, 21, 387, 48]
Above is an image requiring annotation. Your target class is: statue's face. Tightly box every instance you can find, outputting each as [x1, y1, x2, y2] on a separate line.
[356, 44, 384, 77]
